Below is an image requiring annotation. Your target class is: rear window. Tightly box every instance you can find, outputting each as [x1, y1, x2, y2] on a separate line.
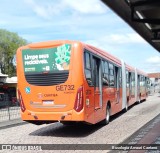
[22, 44, 71, 74]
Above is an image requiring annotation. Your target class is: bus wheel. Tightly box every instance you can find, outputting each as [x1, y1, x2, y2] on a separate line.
[137, 94, 141, 104]
[137, 98, 141, 104]
[101, 105, 110, 125]
[124, 102, 128, 112]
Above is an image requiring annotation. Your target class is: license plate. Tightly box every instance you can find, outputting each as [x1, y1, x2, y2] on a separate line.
[43, 100, 54, 105]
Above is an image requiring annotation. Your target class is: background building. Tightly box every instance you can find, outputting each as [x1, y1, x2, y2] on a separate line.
[0, 73, 18, 107]
[148, 73, 160, 93]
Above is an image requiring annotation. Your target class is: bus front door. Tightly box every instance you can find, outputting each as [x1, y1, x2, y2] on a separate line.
[93, 57, 103, 122]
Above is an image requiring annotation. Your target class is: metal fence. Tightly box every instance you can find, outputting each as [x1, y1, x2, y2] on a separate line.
[0, 103, 20, 122]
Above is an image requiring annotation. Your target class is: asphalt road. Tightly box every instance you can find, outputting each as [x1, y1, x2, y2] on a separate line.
[0, 94, 160, 153]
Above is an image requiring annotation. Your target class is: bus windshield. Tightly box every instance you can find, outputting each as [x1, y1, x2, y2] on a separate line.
[22, 44, 71, 74]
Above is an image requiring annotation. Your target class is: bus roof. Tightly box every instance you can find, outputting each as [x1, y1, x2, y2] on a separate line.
[21, 40, 76, 49]
[136, 68, 148, 77]
[19, 40, 147, 76]
[125, 64, 135, 72]
[84, 43, 122, 66]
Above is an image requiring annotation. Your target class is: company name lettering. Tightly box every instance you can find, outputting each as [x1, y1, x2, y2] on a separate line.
[44, 94, 58, 97]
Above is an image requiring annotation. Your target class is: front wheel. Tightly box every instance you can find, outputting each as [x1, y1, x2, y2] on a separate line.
[101, 105, 110, 125]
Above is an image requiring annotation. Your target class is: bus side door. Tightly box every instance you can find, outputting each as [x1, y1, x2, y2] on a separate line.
[114, 66, 122, 113]
[93, 57, 102, 110]
[92, 57, 103, 123]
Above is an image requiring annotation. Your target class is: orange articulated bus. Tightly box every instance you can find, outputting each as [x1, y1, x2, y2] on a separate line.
[16, 40, 149, 125]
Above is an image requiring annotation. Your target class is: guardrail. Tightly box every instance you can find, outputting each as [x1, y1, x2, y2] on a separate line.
[0, 102, 20, 122]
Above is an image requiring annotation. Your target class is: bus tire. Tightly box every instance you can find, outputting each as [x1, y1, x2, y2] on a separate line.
[124, 102, 128, 112]
[137, 97, 141, 104]
[137, 99, 141, 104]
[101, 105, 110, 125]
[137, 94, 141, 104]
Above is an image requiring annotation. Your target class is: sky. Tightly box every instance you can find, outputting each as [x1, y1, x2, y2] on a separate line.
[0, 0, 160, 73]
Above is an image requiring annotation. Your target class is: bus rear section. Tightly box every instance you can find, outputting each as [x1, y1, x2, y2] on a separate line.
[17, 41, 85, 125]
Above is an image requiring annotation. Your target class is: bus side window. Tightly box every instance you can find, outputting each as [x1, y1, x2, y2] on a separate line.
[109, 63, 115, 87]
[84, 52, 93, 86]
[102, 61, 109, 86]
[126, 71, 129, 87]
[140, 75, 143, 86]
[132, 73, 135, 87]
[143, 76, 145, 86]
[119, 68, 122, 87]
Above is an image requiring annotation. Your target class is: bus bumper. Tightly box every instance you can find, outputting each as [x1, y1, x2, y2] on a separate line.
[21, 109, 85, 122]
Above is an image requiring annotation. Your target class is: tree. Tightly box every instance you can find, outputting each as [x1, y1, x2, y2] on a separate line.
[0, 29, 27, 76]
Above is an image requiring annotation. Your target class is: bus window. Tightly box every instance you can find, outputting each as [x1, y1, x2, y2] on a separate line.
[104, 61, 109, 74]
[131, 72, 135, 96]
[140, 75, 144, 86]
[85, 52, 91, 69]
[84, 52, 93, 86]
[21, 44, 72, 86]
[126, 71, 129, 88]
[93, 57, 100, 87]
[109, 63, 114, 75]
[109, 63, 115, 87]
[102, 61, 109, 86]
[119, 68, 122, 87]
[131, 72, 135, 87]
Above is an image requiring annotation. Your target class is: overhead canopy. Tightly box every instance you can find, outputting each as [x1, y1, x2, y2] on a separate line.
[102, 0, 160, 52]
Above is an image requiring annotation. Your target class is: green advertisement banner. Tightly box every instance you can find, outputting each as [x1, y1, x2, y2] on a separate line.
[22, 44, 71, 73]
